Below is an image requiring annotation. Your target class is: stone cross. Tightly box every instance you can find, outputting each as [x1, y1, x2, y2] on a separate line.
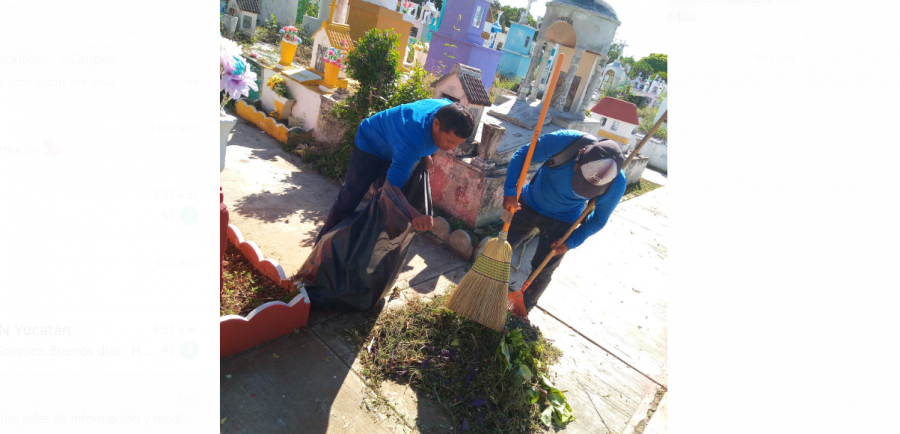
[519, 0, 534, 24]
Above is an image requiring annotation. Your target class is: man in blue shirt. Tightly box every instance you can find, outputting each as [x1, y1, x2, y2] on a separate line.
[316, 99, 476, 243]
[503, 129, 627, 312]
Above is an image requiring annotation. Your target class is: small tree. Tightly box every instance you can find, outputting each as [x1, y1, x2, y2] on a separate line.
[336, 28, 401, 123]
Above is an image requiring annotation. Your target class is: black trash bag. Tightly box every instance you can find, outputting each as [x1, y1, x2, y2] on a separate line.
[297, 160, 432, 312]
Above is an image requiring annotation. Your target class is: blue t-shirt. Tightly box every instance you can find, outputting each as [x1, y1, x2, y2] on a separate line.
[503, 129, 626, 250]
[356, 99, 452, 187]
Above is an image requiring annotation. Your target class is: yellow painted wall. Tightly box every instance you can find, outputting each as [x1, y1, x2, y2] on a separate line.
[236, 100, 289, 143]
[555, 47, 600, 109]
[347, 0, 411, 63]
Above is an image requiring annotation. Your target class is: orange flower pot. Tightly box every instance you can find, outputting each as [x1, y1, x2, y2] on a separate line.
[279, 38, 298, 67]
[323, 62, 340, 89]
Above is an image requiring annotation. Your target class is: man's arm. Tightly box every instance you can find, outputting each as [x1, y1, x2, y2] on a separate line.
[386, 155, 433, 231]
[503, 135, 556, 198]
[562, 171, 627, 250]
[503, 132, 578, 210]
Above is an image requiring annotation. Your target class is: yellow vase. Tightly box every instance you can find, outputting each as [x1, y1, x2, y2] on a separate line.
[279, 38, 298, 67]
[323, 62, 340, 88]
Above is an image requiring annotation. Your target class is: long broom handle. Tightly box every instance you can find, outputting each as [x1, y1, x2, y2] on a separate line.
[623, 111, 667, 168]
[502, 52, 567, 233]
[519, 109, 668, 290]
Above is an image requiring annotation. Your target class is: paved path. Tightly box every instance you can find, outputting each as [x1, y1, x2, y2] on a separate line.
[220, 116, 668, 433]
[220, 118, 468, 285]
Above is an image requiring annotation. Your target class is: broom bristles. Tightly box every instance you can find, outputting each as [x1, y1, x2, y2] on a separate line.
[445, 237, 511, 332]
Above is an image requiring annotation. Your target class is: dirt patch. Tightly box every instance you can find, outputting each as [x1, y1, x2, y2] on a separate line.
[294, 42, 313, 66]
[220, 242, 292, 316]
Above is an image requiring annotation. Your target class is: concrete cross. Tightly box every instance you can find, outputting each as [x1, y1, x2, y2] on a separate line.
[519, 0, 534, 24]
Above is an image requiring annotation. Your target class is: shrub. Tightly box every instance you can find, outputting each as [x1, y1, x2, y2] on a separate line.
[636, 105, 667, 142]
[296, 0, 319, 22]
[489, 73, 520, 103]
[388, 63, 435, 108]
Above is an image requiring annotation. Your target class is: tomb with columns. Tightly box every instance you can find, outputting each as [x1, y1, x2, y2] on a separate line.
[517, 0, 620, 117]
[427, 0, 653, 228]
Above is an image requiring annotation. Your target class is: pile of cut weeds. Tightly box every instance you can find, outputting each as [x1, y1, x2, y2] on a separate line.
[345, 294, 573, 433]
[220, 242, 293, 316]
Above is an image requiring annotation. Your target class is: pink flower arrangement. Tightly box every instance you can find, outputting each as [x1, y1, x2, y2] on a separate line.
[323, 41, 349, 69]
[279, 26, 299, 43]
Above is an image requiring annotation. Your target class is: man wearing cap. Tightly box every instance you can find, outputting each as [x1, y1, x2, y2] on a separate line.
[502, 129, 626, 312]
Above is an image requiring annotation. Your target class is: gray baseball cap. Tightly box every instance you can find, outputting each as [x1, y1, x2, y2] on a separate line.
[572, 140, 624, 198]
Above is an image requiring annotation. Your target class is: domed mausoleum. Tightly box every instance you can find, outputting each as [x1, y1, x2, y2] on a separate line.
[517, 0, 621, 115]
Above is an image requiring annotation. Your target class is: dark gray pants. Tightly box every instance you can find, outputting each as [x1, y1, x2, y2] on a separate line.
[506, 202, 571, 311]
[316, 146, 392, 244]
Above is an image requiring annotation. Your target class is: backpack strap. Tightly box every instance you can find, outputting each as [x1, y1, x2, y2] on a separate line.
[545, 133, 600, 168]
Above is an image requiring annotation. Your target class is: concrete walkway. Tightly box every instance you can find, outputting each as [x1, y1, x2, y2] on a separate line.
[220, 115, 668, 433]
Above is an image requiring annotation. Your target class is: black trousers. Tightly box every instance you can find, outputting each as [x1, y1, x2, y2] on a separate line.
[506, 202, 572, 311]
[316, 146, 392, 244]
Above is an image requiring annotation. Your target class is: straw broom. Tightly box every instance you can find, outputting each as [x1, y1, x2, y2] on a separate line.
[445, 52, 567, 331]
[508, 110, 669, 319]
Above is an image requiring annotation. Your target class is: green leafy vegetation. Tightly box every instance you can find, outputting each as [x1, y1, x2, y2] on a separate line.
[637, 105, 667, 142]
[489, 72, 520, 103]
[604, 84, 644, 107]
[622, 178, 662, 201]
[490, 0, 539, 31]
[296, 0, 320, 22]
[628, 53, 667, 82]
[345, 294, 573, 432]
[607, 38, 625, 64]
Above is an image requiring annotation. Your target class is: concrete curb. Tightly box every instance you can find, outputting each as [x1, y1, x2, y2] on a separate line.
[221, 223, 311, 359]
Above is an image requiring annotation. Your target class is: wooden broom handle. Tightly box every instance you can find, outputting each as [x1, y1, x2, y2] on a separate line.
[623, 111, 667, 168]
[521, 109, 668, 289]
[502, 52, 567, 233]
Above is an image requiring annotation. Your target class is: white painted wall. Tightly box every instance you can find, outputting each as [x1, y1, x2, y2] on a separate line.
[590, 112, 636, 140]
[260, 68, 278, 114]
[258, 0, 300, 27]
[226, 0, 258, 35]
[642, 139, 667, 173]
[494, 32, 507, 49]
[290, 83, 324, 130]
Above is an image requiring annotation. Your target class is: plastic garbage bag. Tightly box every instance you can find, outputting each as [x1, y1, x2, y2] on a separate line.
[296, 160, 432, 311]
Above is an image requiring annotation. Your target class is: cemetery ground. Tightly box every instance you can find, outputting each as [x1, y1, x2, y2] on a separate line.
[220, 112, 668, 433]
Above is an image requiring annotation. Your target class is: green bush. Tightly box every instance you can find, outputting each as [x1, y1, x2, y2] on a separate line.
[296, 0, 319, 22]
[637, 105, 667, 142]
[388, 63, 435, 108]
